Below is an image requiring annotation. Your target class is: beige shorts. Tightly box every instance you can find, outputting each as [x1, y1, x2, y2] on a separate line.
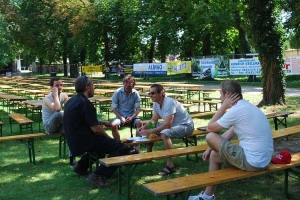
[219, 138, 265, 171]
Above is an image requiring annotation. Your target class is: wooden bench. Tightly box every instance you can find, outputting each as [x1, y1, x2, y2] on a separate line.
[265, 111, 294, 130]
[140, 107, 153, 118]
[45, 131, 67, 159]
[0, 133, 46, 164]
[177, 99, 221, 112]
[98, 125, 300, 200]
[9, 113, 34, 134]
[143, 153, 300, 200]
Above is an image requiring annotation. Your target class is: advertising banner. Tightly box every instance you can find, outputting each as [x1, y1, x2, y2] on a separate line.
[229, 59, 261, 75]
[192, 58, 220, 78]
[166, 61, 191, 75]
[284, 56, 300, 74]
[82, 65, 102, 73]
[133, 63, 167, 75]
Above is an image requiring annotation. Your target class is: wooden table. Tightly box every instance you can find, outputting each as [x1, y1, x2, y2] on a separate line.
[23, 100, 43, 131]
[0, 94, 28, 113]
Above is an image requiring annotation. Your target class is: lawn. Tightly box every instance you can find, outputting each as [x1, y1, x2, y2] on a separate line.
[0, 75, 300, 200]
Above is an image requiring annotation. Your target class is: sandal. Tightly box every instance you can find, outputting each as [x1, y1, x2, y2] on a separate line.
[158, 166, 175, 175]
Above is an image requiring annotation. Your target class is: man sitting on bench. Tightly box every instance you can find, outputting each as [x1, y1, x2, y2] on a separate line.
[138, 84, 194, 175]
[111, 75, 143, 141]
[64, 76, 132, 188]
[188, 80, 274, 200]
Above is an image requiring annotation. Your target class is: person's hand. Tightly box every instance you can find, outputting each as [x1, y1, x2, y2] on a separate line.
[120, 116, 127, 125]
[138, 129, 151, 137]
[125, 116, 133, 124]
[202, 148, 212, 162]
[51, 87, 59, 97]
[222, 93, 240, 109]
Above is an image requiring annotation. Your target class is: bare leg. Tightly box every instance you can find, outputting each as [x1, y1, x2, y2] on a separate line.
[161, 134, 174, 168]
[111, 123, 120, 140]
[203, 132, 224, 196]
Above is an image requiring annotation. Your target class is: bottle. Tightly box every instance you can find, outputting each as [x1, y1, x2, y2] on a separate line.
[149, 122, 156, 138]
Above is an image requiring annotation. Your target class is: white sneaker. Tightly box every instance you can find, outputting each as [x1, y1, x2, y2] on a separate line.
[188, 191, 215, 200]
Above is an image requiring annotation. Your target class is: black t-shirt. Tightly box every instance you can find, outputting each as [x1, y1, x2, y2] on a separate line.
[63, 93, 99, 156]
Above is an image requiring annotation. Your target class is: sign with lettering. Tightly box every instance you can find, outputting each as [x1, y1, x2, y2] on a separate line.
[284, 56, 300, 74]
[229, 59, 261, 75]
[82, 65, 102, 73]
[167, 61, 191, 74]
[133, 63, 167, 75]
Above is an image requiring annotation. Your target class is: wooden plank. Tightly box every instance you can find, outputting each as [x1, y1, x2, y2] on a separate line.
[100, 125, 300, 167]
[0, 133, 46, 142]
[9, 113, 34, 124]
[265, 111, 294, 119]
[272, 125, 300, 138]
[143, 153, 300, 196]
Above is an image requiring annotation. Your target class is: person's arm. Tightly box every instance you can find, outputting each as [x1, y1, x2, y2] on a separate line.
[90, 124, 111, 138]
[43, 90, 61, 112]
[206, 93, 240, 133]
[63, 93, 69, 104]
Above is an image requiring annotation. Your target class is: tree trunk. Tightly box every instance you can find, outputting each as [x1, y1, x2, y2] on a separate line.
[245, 0, 286, 106]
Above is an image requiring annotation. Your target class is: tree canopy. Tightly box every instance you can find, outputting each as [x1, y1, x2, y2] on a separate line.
[0, 0, 299, 105]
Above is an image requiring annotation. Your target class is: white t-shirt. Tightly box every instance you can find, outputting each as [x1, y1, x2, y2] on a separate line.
[153, 97, 193, 126]
[217, 99, 273, 168]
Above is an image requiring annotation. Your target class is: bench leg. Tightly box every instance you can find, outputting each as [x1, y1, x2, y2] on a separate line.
[273, 116, 288, 131]
[182, 136, 198, 162]
[59, 134, 67, 158]
[88, 152, 100, 174]
[118, 164, 138, 200]
[285, 168, 300, 199]
[20, 138, 36, 164]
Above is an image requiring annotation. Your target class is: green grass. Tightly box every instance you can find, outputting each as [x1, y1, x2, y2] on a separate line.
[0, 77, 300, 200]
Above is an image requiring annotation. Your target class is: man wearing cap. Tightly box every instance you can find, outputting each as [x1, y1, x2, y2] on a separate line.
[189, 80, 273, 200]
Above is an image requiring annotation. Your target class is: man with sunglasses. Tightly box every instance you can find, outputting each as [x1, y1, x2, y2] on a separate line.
[138, 84, 194, 175]
[63, 75, 132, 188]
[110, 75, 142, 141]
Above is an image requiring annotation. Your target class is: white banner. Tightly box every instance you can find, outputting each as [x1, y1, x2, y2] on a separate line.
[133, 63, 167, 75]
[229, 59, 261, 75]
[285, 56, 300, 74]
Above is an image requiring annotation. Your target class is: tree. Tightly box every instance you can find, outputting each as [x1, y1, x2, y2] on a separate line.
[244, 0, 286, 105]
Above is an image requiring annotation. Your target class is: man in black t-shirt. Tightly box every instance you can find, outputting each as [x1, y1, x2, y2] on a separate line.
[63, 75, 131, 188]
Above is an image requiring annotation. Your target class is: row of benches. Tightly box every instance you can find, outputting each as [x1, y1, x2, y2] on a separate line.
[98, 125, 300, 200]
[0, 111, 295, 166]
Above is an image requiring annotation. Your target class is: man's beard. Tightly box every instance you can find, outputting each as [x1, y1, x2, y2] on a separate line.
[88, 91, 94, 98]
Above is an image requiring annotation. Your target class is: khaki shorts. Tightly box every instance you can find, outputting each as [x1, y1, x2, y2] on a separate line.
[219, 138, 265, 171]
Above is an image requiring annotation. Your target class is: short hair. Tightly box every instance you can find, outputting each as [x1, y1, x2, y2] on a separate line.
[75, 75, 92, 93]
[49, 77, 61, 86]
[221, 80, 243, 99]
[123, 75, 136, 86]
[150, 84, 165, 96]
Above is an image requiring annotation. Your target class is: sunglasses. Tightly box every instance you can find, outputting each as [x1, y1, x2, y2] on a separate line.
[148, 91, 157, 95]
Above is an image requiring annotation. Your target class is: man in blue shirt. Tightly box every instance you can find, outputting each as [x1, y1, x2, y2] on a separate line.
[111, 75, 142, 140]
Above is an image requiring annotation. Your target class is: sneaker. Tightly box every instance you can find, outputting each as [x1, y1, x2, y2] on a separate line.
[86, 173, 110, 188]
[73, 163, 88, 175]
[188, 191, 215, 200]
[129, 146, 139, 154]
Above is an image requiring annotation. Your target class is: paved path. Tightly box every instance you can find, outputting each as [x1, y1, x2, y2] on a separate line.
[201, 85, 300, 97]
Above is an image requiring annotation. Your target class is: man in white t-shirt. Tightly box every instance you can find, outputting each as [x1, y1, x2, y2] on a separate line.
[188, 80, 273, 200]
[138, 84, 194, 175]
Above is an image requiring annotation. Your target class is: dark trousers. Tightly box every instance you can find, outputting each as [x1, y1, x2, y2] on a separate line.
[77, 136, 130, 178]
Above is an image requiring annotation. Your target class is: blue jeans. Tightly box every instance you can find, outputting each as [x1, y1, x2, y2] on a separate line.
[44, 111, 64, 133]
